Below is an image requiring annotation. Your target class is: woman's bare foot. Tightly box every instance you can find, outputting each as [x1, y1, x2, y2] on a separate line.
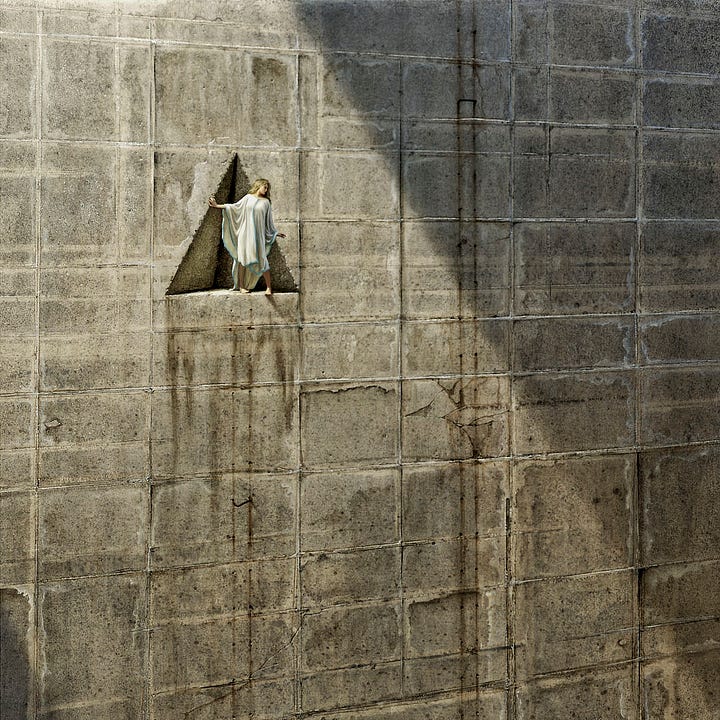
[265, 288, 272, 295]
[240, 288, 250, 294]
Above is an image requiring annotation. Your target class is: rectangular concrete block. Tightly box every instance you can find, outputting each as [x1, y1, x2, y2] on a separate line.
[642, 560, 720, 626]
[515, 571, 634, 678]
[301, 152, 399, 220]
[157, 291, 300, 332]
[0, 450, 34, 492]
[644, 77, 720, 130]
[151, 559, 296, 623]
[320, 116, 399, 150]
[151, 677, 293, 720]
[515, 221, 634, 315]
[402, 120, 510, 154]
[39, 443, 147, 487]
[298, 1, 457, 57]
[514, 316, 634, 371]
[151, 384, 298, 476]
[514, 455, 635, 581]
[514, 129, 635, 218]
[301, 322, 398, 381]
[642, 617, 720, 662]
[514, 67, 548, 121]
[0, 142, 36, 265]
[38, 485, 148, 579]
[403, 61, 510, 121]
[640, 367, 720, 446]
[643, 132, 720, 218]
[402, 221, 511, 320]
[154, 46, 242, 145]
[0, 587, 34, 720]
[39, 575, 146, 718]
[300, 221, 399, 322]
[301, 663, 402, 714]
[40, 144, 116, 265]
[39, 391, 147, 446]
[402, 461, 507, 543]
[640, 313, 720, 364]
[300, 468, 398, 552]
[551, 3, 635, 66]
[154, 326, 299, 388]
[514, 1, 548, 63]
[302, 603, 401, 671]
[0, 491, 35, 585]
[41, 332, 151, 391]
[321, 55, 401, 118]
[640, 446, 720, 565]
[403, 319, 509, 377]
[118, 45, 151, 142]
[151, 611, 295, 691]
[43, 8, 117, 36]
[550, 69, 636, 124]
[301, 383, 398, 468]
[643, 14, 720, 74]
[150, 474, 297, 568]
[403, 651, 507, 698]
[0, 398, 34, 452]
[0, 336, 35, 394]
[642, 652, 720, 720]
[0, 37, 36, 138]
[403, 152, 511, 219]
[43, 39, 116, 140]
[516, 667, 637, 720]
[301, 547, 400, 607]
[406, 589, 506, 659]
[402, 376, 510, 461]
[514, 372, 635, 454]
[640, 221, 720, 311]
[118, 148, 152, 260]
[403, 537, 504, 595]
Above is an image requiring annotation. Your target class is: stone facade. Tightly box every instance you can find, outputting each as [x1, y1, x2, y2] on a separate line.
[1, 1, 719, 719]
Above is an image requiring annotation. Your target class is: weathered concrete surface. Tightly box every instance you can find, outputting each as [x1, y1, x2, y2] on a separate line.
[1, 0, 720, 719]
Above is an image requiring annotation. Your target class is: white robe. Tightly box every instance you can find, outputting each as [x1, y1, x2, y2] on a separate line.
[221, 194, 278, 290]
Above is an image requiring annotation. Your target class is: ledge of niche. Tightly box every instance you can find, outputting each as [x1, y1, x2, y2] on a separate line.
[156, 289, 300, 331]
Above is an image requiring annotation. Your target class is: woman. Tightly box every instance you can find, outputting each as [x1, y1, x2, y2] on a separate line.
[208, 178, 286, 294]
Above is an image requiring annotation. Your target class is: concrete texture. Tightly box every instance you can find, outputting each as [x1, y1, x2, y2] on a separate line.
[1, 1, 720, 719]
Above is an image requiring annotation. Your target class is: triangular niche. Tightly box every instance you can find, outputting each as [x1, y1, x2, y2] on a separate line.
[166, 154, 298, 295]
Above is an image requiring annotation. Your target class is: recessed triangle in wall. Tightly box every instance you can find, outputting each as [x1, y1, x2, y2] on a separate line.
[165, 154, 298, 295]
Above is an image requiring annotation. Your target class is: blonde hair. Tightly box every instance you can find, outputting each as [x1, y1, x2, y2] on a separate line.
[249, 178, 271, 201]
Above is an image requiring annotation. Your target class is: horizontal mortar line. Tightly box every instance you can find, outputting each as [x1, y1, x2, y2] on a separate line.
[641, 645, 720, 665]
[298, 688, 507, 719]
[641, 615, 720, 631]
[512, 565, 636, 587]
[516, 657, 641, 683]
[148, 608, 299, 631]
[637, 556, 720, 572]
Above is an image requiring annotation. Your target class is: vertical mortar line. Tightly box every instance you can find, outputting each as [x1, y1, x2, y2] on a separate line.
[33, 9, 43, 720]
[455, 3, 467, 715]
[632, 1, 644, 715]
[397, 51, 407, 702]
[506, 1, 518, 718]
[293, 47, 303, 720]
[145, 18, 158, 720]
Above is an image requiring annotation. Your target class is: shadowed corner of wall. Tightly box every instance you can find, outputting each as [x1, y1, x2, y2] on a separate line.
[165, 153, 298, 295]
[0, 588, 32, 720]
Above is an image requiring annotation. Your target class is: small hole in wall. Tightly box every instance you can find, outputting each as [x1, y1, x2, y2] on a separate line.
[165, 154, 298, 295]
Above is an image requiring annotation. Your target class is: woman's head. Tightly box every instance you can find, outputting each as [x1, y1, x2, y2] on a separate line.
[249, 178, 271, 200]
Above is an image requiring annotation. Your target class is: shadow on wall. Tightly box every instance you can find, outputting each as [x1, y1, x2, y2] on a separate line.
[166, 154, 298, 294]
[0, 589, 32, 720]
[293, 0, 718, 716]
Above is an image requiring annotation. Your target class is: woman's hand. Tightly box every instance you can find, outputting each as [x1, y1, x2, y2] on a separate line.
[208, 195, 222, 208]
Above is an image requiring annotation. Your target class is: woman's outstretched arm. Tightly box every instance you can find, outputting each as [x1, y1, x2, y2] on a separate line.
[208, 195, 225, 209]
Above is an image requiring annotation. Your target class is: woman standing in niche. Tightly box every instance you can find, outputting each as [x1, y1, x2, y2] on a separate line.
[208, 178, 286, 294]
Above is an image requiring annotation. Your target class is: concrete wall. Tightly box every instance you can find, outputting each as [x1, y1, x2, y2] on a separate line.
[1, 0, 719, 718]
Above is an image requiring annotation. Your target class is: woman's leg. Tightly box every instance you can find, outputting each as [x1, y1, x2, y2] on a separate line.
[263, 270, 272, 295]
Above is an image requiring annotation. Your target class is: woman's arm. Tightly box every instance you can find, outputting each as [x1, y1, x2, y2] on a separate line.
[208, 195, 225, 209]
